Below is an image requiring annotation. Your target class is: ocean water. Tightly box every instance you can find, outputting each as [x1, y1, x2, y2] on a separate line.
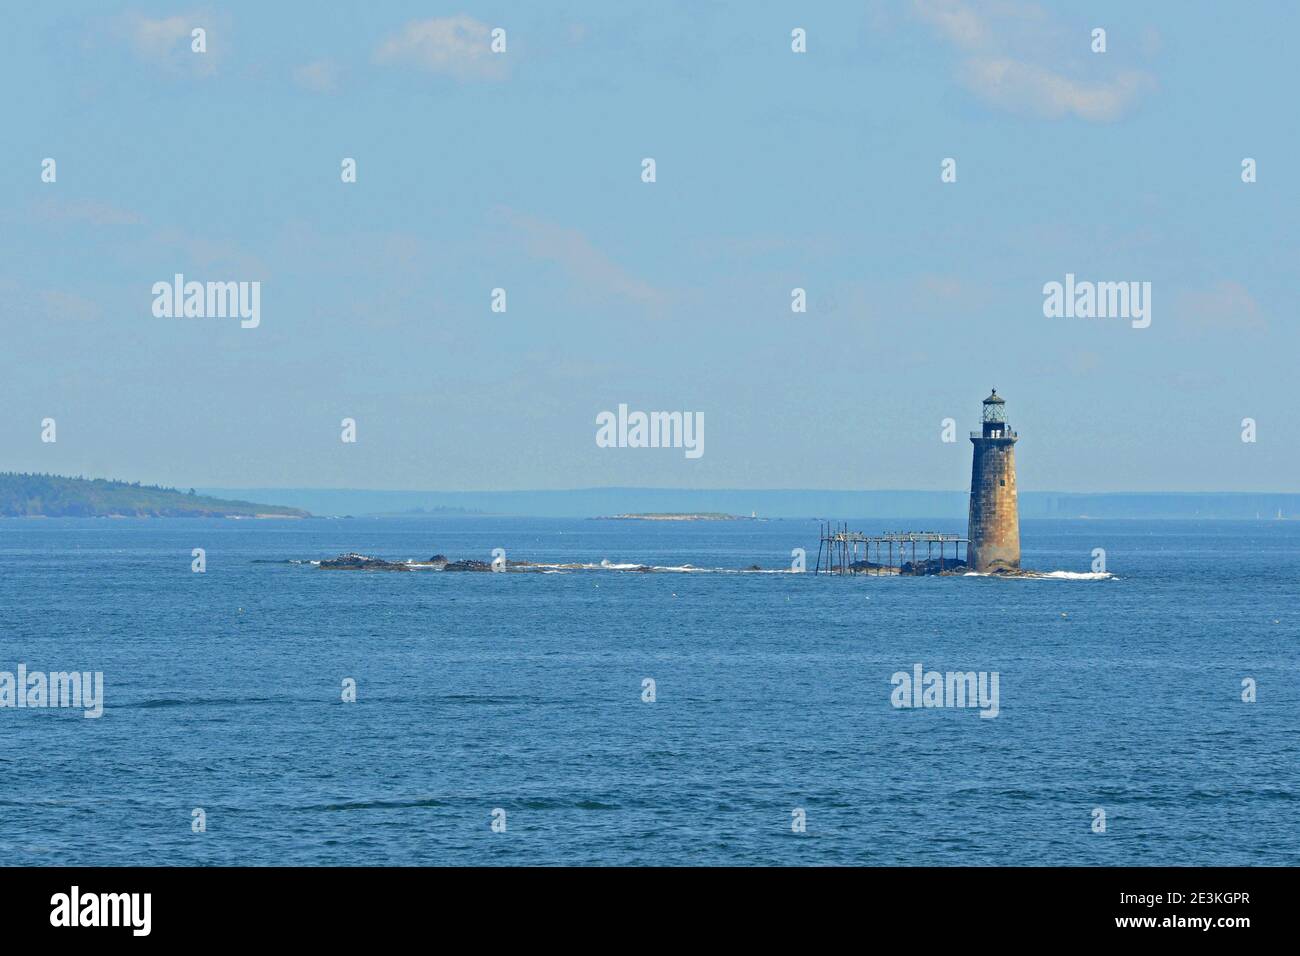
[1, 516, 1296, 866]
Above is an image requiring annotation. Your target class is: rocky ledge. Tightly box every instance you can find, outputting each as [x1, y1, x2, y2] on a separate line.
[318, 552, 531, 572]
[319, 552, 410, 571]
[847, 558, 971, 576]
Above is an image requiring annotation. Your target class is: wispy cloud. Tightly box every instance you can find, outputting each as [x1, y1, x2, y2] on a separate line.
[146, 228, 269, 278]
[292, 59, 340, 93]
[913, 0, 994, 49]
[117, 11, 218, 75]
[1174, 281, 1267, 332]
[915, 273, 991, 306]
[40, 290, 102, 323]
[375, 16, 506, 81]
[911, 0, 1154, 121]
[25, 197, 143, 227]
[0, 279, 102, 323]
[959, 58, 1152, 122]
[495, 208, 666, 309]
[126, 14, 191, 57]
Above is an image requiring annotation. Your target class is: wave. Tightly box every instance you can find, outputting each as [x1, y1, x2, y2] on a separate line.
[962, 570, 1114, 580]
[304, 797, 449, 812]
[1037, 570, 1114, 580]
[528, 562, 796, 574]
[117, 696, 287, 709]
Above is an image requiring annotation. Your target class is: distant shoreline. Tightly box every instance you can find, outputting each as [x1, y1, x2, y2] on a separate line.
[0, 472, 309, 519]
[592, 512, 760, 522]
[197, 487, 1300, 521]
[0, 513, 308, 519]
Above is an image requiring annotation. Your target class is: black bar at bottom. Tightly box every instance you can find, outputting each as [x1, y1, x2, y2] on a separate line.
[0, 866, 1279, 941]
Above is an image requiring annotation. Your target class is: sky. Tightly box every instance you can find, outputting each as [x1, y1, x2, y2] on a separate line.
[2, 1, 1297, 493]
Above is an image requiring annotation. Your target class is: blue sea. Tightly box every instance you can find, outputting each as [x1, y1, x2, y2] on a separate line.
[1, 517, 1296, 866]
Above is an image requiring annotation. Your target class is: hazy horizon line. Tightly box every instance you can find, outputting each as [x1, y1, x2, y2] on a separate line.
[199, 485, 1300, 497]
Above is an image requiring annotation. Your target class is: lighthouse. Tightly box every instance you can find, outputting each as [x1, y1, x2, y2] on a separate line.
[967, 389, 1021, 572]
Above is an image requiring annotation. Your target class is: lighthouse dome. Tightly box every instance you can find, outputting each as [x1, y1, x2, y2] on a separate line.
[981, 389, 1008, 426]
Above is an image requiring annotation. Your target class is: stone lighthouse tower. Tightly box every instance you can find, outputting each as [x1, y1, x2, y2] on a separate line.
[967, 389, 1021, 572]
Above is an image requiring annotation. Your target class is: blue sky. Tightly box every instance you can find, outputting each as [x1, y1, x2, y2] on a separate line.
[3, 1, 1297, 492]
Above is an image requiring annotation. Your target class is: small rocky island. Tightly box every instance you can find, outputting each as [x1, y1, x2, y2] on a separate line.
[308, 551, 1089, 579]
[317, 552, 672, 572]
[320, 553, 505, 572]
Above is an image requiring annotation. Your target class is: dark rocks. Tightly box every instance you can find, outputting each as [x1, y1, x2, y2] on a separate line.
[899, 558, 968, 576]
[319, 552, 410, 571]
[441, 559, 493, 572]
[318, 552, 514, 572]
[846, 558, 969, 575]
